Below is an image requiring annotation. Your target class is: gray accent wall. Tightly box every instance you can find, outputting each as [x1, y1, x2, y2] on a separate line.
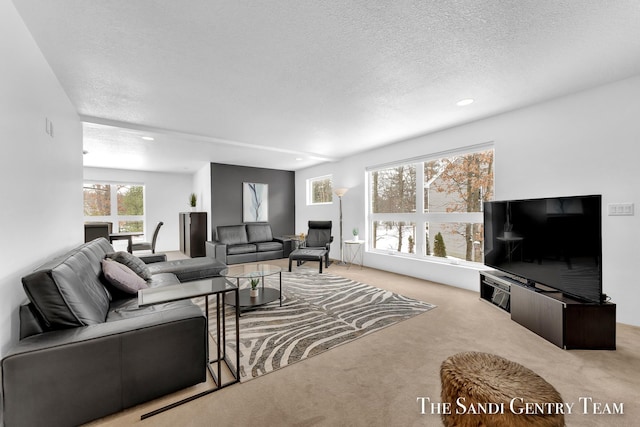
[210, 163, 295, 239]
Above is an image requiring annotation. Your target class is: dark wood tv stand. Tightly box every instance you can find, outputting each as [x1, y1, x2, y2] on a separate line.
[480, 270, 616, 350]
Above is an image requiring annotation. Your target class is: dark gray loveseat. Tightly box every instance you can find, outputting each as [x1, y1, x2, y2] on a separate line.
[206, 223, 289, 265]
[1, 238, 226, 427]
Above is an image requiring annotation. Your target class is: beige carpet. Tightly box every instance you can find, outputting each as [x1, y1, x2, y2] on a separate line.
[87, 257, 640, 427]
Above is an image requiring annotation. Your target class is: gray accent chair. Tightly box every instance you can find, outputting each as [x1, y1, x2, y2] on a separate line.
[1, 238, 226, 427]
[288, 221, 333, 273]
[206, 223, 285, 265]
[132, 221, 164, 254]
[303, 220, 333, 267]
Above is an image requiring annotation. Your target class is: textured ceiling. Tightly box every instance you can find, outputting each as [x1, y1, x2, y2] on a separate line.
[13, 0, 640, 172]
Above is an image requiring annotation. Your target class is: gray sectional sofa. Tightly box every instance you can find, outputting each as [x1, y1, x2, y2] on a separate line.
[206, 223, 290, 265]
[1, 238, 226, 427]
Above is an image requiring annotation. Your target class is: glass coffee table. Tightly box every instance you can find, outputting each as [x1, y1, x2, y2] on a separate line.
[221, 264, 282, 310]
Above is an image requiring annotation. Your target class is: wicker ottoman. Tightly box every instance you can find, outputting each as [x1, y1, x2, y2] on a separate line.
[440, 352, 565, 427]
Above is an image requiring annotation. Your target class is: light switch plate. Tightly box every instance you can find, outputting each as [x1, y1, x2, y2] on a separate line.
[608, 203, 634, 216]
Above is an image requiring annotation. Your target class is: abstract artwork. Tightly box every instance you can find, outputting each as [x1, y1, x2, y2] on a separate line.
[243, 182, 268, 222]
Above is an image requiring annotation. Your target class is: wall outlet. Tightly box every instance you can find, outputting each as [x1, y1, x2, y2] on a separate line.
[608, 203, 634, 216]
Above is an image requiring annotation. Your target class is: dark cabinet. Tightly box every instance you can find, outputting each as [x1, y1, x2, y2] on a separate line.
[480, 270, 616, 350]
[510, 283, 565, 348]
[179, 212, 208, 257]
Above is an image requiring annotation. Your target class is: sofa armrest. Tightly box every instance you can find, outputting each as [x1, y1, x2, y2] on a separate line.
[325, 236, 334, 250]
[6, 304, 203, 356]
[274, 237, 293, 258]
[146, 258, 226, 282]
[2, 305, 206, 427]
[206, 240, 227, 264]
[139, 253, 168, 264]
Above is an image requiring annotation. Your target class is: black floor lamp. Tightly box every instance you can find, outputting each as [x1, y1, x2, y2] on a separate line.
[334, 187, 349, 264]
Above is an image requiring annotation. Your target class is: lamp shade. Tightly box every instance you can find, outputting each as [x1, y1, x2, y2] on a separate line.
[334, 187, 349, 197]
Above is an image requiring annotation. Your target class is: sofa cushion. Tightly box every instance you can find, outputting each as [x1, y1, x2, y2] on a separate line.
[138, 253, 168, 264]
[22, 239, 113, 328]
[106, 298, 197, 322]
[255, 241, 283, 252]
[246, 223, 273, 243]
[101, 259, 149, 294]
[146, 272, 182, 288]
[106, 251, 152, 281]
[217, 225, 249, 245]
[146, 258, 227, 282]
[106, 274, 191, 322]
[227, 244, 257, 255]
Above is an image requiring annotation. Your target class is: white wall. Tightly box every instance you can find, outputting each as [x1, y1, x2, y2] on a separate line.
[83, 167, 194, 251]
[296, 75, 640, 327]
[0, 1, 84, 359]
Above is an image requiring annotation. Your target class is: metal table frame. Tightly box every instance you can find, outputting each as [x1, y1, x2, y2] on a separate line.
[344, 240, 365, 269]
[222, 264, 282, 312]
[137, 277, 240, 419]
[109, 231, 144, 253]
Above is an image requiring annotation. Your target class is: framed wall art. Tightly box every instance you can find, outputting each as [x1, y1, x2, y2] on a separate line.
[243, 182, 268, 222]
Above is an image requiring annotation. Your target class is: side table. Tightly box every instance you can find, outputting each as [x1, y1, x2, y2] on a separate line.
[344, 240, 365, 269]
[222, 264, 282, 312]
[137, 277, 239, 419]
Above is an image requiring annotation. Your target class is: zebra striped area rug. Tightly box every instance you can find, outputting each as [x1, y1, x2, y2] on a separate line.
[196, 270, 436, 382]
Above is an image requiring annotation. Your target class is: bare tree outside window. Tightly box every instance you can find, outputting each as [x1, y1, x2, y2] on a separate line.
[373, 220, 416, 254]
[371, 165, 416, 252]
[308, 176, 333, 204]
[426, 149, 494, 261]
[368, 147, 494, 263]
[83, 184, 111, 216]
[371, 166, 416, 214]
[83, 182, 145, 234]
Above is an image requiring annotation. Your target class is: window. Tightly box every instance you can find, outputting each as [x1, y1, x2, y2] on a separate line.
[368, 146, 494, 264]
[84, 182, 145, 233]
[372, 221, 416, 254]
[307, 175, 333, 205]
[371, 165, 416, 214]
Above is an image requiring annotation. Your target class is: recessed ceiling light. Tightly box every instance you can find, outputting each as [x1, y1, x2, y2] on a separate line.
[141, 136, 154, 141]
[296, 157, 303, 161]
[456, 98, 474, 107]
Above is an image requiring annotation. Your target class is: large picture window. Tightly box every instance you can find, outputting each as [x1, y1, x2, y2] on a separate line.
[84, 182, 145, 233]
[368, 145, 494, 264]
[307, 175, 333, 205]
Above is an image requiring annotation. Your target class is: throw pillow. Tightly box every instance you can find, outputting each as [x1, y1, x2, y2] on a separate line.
[101, 258, 149, 294]
[106, 251, 152, 281]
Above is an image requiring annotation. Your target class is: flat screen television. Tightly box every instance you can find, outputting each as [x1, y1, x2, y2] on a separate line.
[483, 194, 603, 303]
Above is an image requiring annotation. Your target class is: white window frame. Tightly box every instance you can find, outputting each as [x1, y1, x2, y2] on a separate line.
[83, 181, 146, 235]
[307, 175, 333, 205]
[366, 142, 494, 266]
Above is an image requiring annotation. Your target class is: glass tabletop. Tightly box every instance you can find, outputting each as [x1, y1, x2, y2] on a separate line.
[138, 276, 235, 307]
[220, 263, 282, 279]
